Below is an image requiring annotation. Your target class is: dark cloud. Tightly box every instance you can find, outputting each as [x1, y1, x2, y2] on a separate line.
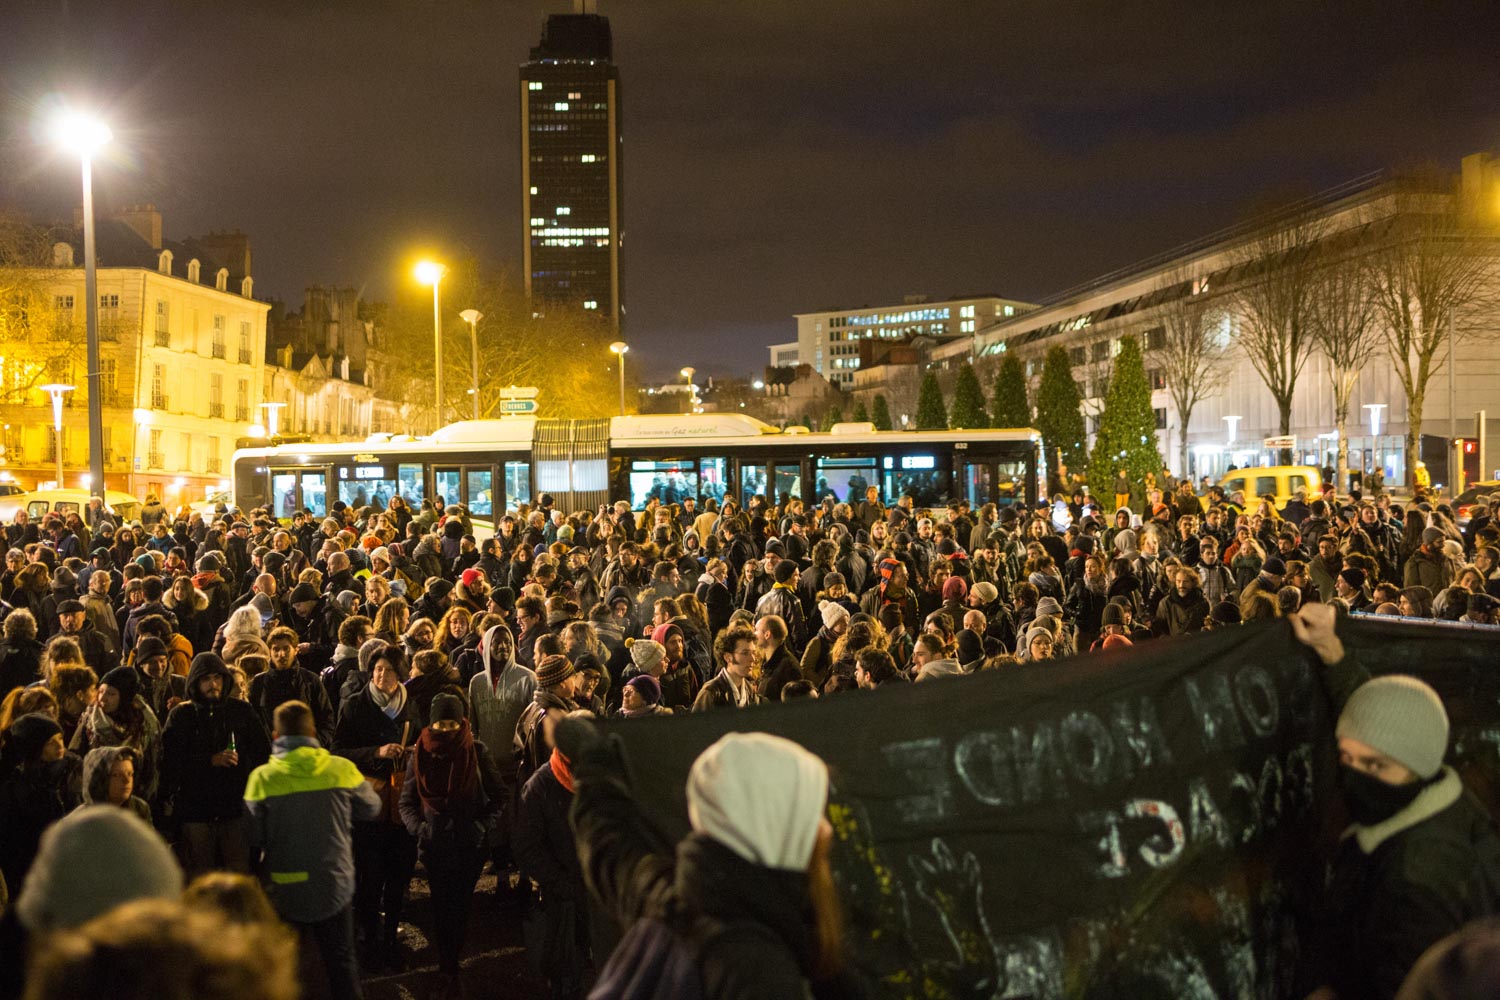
[2, 1, 1497, 379]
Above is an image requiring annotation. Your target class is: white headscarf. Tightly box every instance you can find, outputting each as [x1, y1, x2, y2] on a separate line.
[686, 732, 828, 872]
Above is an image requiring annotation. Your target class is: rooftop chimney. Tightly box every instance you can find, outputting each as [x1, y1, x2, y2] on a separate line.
[114, 203, 163, 249]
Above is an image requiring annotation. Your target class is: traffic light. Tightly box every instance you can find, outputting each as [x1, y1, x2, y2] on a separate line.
[1464, 439, 1477, 455]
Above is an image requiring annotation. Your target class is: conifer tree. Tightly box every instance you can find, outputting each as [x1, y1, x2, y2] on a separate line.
[871, 395, 893, 431]
[851, 398, 869, 423]
[990, 354, 1031, 427]
[914, 372, 948, 430]
[823, 407, 844, 431]
[1034, 346, 1087, 476]
[1087, 335, 1162, 503]
[949, 363, 988, 428]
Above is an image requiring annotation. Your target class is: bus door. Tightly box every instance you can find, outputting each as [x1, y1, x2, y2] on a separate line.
[269, 467, 328, 520]
[298, 470, 327, 516]
[738, 460, 768, 507]
[434, 467, 462, 508]
[773, 462, 803, 506]
[959, 457, 993, 507]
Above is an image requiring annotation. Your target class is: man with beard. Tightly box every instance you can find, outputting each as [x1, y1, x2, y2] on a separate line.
[158, 653, 271, 876]
[1293, 603, 1500, 1000]
[557, 720, 853, 998]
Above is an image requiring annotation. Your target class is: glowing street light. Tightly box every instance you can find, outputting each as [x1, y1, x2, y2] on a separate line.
[415, 260, 447, 427]
[609, 341, 629, 416]
[51, 109, 111, 502]
[40, 383, 75, 487]
[459, 309, 483, 420]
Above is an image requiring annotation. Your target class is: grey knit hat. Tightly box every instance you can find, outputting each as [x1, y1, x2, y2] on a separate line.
[1035, 596, 1064, 619]
[17, 806, 182, 931]
[1336, 675, 1449, 779]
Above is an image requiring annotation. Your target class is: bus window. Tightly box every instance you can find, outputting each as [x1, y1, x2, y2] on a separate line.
[700, 457, 728, 505]
[774, 464, 802, 504]
[337, 465, 396, 511]
[896, 455, 943, 507]
[466, 469, 494, 518]
[996, 460, 1026, 502]
[960, 461, 991, 506]
[398, 463, 425, 504]
[814, 457, 878, 504]
[630, 460, 697, 510]
[505, 461, 531, 510]
[435, 468, 461, 507]
[272, 473, 297, 519]
[740, 464, 767, 507]
[299, 472, 327, 516]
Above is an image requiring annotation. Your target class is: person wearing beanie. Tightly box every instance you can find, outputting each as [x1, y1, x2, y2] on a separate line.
[398, 692, 504, 990]
[131, 634, 187, 724]
[617, 674, 667, 718]
[1090, 601, 1133, 651]
[1336, 566, 1371, 611]
[513, 653, 586, 789]
[1404, 526, 1456, 595]
[331, 643, 419, 969]
[859, 557, 920, 642]
[0, 713, 79, 898]
[754, 557, 807, 655]
[799, 599, 851, 691]
[1023, 625, 1056, 662]
[555, 718, 849, 998]
[1204, 600, 1243, 631]
[68, 663, 162, 802]
[245, 699, 381, 998]
[647, 623, 701, 711]
[1289, 603, 1500, 1000]
[624, 637, 666, 679]
[160, 653, 271, 877]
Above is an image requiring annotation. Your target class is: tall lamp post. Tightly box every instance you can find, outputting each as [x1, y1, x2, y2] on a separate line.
[609, 341, 629, 416]
[52, 111, 111, 502]
[40, 383, 75, 487]
[680, 366, 696, 414]
[414, 261, 447, 428]
[459, 309, 483, 420]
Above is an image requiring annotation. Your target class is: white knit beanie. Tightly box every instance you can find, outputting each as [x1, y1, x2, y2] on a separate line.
[628, 638, 665, 674]
[17, 806, 183, 931]
[819, 600, 850, 630]
[1336, 675, 1449, 779]
[687, 732, 828, 871]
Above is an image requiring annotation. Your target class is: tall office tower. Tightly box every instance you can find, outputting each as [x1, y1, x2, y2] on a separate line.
[520, 1, 623, 333]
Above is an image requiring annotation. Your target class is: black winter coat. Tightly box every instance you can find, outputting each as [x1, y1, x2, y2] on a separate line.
[332, 684, 417, 782]
[247, 665, 336, 747]
[158, 657, 270, 823]
[0, 637, 43, 700]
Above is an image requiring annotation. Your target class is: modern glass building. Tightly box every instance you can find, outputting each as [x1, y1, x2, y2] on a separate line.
[520, 7, 623, 333]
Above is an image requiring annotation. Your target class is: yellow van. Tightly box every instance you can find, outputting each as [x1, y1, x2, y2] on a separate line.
[0, 489, 142, 525]
[1217, 466, 1323, 506]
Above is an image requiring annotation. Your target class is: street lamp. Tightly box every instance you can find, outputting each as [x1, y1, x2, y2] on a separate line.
[679, 366, 697, 414]
[414, 260, 446, 428]
[51, 110, 111, 502]
[459, 309, 482, 420]
[40, 383, 75, 487]
[609, 341, 629, 416]
[1223, 415, 1241, 447]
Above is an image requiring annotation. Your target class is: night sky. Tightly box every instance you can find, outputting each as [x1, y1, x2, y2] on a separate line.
[2, 1, 1498, 380]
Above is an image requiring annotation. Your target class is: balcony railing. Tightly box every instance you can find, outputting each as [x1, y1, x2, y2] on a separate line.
[147, 451, 163, 469]
[235, 406, 250, 422]
[154, 329, 170, 347]
[208, 402, 224, 418]
[238, 348, 252, 364]
[151, 392, 167, 409]
[207, 456, 223, 474]
[212, 343, 226, 359]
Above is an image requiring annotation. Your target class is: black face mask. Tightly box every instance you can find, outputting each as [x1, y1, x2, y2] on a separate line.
[1340, 766, 1426, 826]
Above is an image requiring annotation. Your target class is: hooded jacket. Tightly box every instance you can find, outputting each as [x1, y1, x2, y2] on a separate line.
[467, 626, 536, 788]
[158, 655, 271, 823]
[245, 735, 381, 923]
[78, 745, 153, 826]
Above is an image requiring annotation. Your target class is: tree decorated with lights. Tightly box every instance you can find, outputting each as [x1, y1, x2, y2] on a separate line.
[851, 398, 869, 423]
[1034, 346, 1087, 477]
[871, 394, 893, 431]
[990, 354, 1031, 427]
[1088, 334, 1161, 503]
[914, 372, 948, 430]
[949, 363, 988, 428]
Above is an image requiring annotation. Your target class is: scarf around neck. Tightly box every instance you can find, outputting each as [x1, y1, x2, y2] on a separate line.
[550, 745, 576, 793]
[415, 720, 477, 814]
[369, 681, 407, 719]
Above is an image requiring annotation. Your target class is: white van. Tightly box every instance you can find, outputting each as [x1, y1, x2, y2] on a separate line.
[0, 489, 143, 525]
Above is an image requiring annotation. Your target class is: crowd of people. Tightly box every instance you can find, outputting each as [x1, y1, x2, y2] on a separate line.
[2, 477, 1500, 999]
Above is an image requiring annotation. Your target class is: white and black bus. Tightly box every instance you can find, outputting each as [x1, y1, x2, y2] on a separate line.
[231, 414, 1041, 530]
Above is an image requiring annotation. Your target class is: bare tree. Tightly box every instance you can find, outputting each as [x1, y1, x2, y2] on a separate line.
[1229, 210, 1327, 464]
[1364, 184, 1498, 488]
[0, 217, 87, 406]
[1307, 246, 1380, 491]
[1148, 268, 1231, 479]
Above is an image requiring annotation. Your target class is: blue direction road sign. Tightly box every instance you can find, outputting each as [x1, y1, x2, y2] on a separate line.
[500, 399, 537, 414]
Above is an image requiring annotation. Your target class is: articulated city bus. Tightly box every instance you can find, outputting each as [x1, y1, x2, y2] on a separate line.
[231, 414, 1041, 530]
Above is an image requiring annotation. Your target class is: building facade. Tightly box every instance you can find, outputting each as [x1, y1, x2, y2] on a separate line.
[926, 152, 1500, 489]
[262, 286, 376, 443]
[795, 294, 1034, 388]
[520, 5, 624, 333]
[0, 206, 268, 502]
